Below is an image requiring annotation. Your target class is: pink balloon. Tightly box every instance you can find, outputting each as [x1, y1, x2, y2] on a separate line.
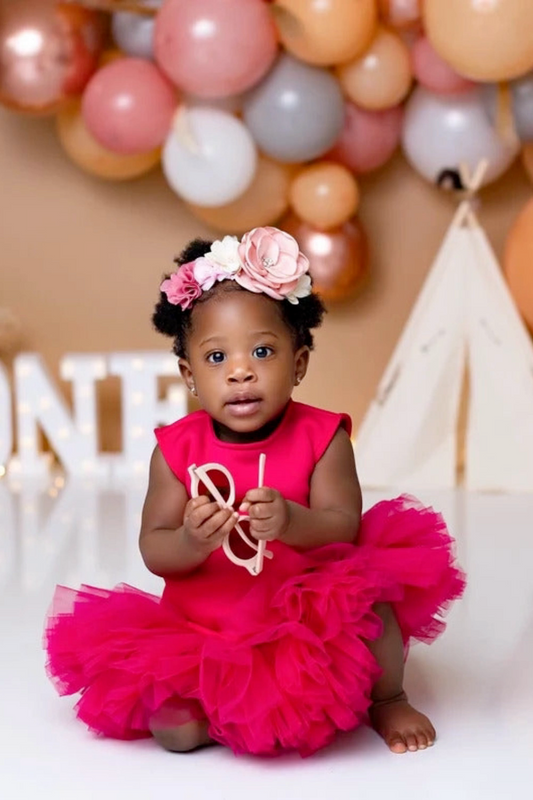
[411, 36, 476, 95]
[326, 102, 404, 174]
[154, 0, 278, 98]
[82, 58, 177, 155]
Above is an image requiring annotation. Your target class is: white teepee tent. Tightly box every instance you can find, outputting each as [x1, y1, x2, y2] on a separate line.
[356, 162, 533, 493]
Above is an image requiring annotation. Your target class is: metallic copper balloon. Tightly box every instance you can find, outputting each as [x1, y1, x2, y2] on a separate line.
[0, 0, 107, 115]
[283, 213, 370, 303]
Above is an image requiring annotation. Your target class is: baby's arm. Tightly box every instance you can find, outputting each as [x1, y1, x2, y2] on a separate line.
[243, 426, 362, 549]
[139, 446, 238, 577]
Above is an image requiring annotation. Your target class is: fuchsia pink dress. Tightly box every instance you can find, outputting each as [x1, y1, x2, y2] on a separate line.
[44, 401, 465, 757]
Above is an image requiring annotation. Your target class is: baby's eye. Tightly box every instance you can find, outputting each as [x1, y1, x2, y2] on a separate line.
[253, 346, 273, 360]
[206, 351, 226, 364]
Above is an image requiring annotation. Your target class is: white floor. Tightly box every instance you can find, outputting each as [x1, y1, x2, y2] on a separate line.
[1, 477, 532, 800]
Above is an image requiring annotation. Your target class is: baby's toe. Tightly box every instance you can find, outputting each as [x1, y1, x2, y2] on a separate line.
[388, 734, 408, 754]
[405, 733, 419, 752]
[415, 730, 429, 749]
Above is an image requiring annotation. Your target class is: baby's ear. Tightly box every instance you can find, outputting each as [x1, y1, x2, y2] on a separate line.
[294, 347, 310, 386]
[178, 358, 194, 392]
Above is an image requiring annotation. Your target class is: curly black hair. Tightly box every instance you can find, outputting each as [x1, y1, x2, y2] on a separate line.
[152, 238, 326, 359]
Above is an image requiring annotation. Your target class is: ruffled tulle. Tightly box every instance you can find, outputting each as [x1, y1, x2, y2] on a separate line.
[44, 496, 465, 756]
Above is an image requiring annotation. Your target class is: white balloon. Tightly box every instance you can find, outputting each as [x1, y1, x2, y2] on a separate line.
[162, 107, 257, 207]
[402, 87, 519, 188]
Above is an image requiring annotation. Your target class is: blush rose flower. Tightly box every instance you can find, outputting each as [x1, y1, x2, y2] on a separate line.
[160, 262, 202, 309]
[236, 227, 311, 302]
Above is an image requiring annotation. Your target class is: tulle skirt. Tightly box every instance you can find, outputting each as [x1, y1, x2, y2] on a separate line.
[44, 496, 465, 757]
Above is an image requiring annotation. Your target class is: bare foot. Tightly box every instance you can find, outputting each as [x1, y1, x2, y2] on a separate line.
[369, 692, 436, 754]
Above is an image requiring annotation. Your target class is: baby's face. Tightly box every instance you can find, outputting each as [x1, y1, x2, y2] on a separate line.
[180, 291, 307, 443]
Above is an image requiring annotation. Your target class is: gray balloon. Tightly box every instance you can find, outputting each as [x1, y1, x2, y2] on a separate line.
[242, 54, 344, 163]
[112, 3, 161, 60]
[482, 73, 533, 142]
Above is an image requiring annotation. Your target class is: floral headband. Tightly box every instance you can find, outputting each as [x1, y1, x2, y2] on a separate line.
[160, 226, 312, 311]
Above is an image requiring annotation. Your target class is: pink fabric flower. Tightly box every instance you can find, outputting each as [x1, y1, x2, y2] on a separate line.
[160, 261, 202, 310]
[193, 257, 233, 291]
[236, 227, 311, 302]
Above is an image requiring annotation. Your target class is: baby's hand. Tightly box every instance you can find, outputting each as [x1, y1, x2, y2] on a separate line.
[239, 487, 289, 542]
[183, 495, 239, 555]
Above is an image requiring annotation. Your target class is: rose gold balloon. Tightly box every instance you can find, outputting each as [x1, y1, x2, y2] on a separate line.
[0, 0, 106, 115]
[283, 213, 369, 303]
[188, 156, 295, 234]
[378, 0, 421, 29]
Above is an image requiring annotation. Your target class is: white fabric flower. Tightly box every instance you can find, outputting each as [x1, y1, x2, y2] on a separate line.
[204, 235, 242, 275]
[285, 273, 312, 304]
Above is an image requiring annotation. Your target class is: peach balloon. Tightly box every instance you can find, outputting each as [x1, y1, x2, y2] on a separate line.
[0, 0, 106, 115]
[272, 0, 378, 66]
[504, 195, 533, 330]
[424, 0, 533, 82]
[411, 36, 476, 95]
[522, 144, 533, 185]
[57, 100, 161, 181]
[188, 157, 295, 234]
[327, 102, 403, 173]
[378, 0, 421, 29]
[289, 162, 360, 230]
[336, 27, 412, 110]
[283, 214, 369, 303]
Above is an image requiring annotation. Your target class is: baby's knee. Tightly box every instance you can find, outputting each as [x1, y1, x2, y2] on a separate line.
[151, 720, 206, 753]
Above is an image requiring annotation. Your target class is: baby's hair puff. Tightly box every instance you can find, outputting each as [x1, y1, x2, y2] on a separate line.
[152, 227, 326, 359]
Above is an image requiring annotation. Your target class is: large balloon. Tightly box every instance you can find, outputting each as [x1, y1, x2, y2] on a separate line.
[424, 0, 533, 83]
[57, 100, 161, 181]
[154, 0, 278, 98]
[504, 197, 533, 330]
[188, 157, 294, 234]
[112, 1, 162, 60]
[402, 87, 519, 188]
[411, 36, 476, 96]
[327, 102, 404, 174]
[289, 162, 360, 231]
[378, 0, 422, 29]
[272, 0, 377, 66]
[336, 27, 412, 111]
[163, 106, 257, 206]
[482, 75, 533, 144]
[0, 0, 106, 114]
[243, 54, 344, 163]
[82, 58, 177, 155]
[283, 214, 369, 303]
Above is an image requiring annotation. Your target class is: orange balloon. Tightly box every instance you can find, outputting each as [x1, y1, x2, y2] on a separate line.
[56, 100, 161, 181]
[289, 162, 360, 231]
[272, 0, 378, 66]
[378, 0, 422, 29]
[283, 214, 369, 303]
[424, 0, 533, 82]
[336, 27, 412, 110]
[188, 157, 295, 234]
[522, 143, 533, 185]
[504, 196, 533, 331]
[0, 0, 106, 115]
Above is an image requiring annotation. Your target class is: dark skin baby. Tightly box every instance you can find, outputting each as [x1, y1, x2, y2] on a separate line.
[140, 290, 436, 754]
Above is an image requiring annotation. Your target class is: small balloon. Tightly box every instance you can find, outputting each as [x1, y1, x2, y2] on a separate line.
[411, 36, 476, 96]
[112, 1, 162, 60]
[504, 196, 533, 330]
[154, 0, 278, 98]
[402, 87, 519, 188]
[327, 102, 404, 174]
[522, 143, 533, 184]
[272, 0, 377, 66]
[283, 214, 369, 303]
[188, 157, 295, 234]
[82, 58, 177, 155]
[378, 0, 422, 29]
[0, 0, 106, 115]
[336, 27, 412, 111]
[482, 75, 533, 143]
[289, 162, 360, 231]
[56, 100, 161, 181]
[243, 54, 344, 163]
[162, 106, 257, 206]
[424, 0, 533, 83]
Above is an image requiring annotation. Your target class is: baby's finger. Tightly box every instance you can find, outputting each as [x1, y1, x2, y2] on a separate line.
[187, 499, 224, 529]
[248, 502, 272, 520]
[242, 487, 277, 504]
[200, 507, 238, 538]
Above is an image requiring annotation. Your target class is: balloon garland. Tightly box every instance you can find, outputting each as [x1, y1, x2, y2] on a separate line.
[2, 0, 533, 312]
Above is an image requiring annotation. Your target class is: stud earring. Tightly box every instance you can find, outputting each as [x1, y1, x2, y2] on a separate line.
[190, 383, 197, 396]
[295, 376, 301, 386]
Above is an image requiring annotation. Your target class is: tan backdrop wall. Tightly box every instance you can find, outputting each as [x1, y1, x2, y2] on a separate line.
[1, 108, 531, 451]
